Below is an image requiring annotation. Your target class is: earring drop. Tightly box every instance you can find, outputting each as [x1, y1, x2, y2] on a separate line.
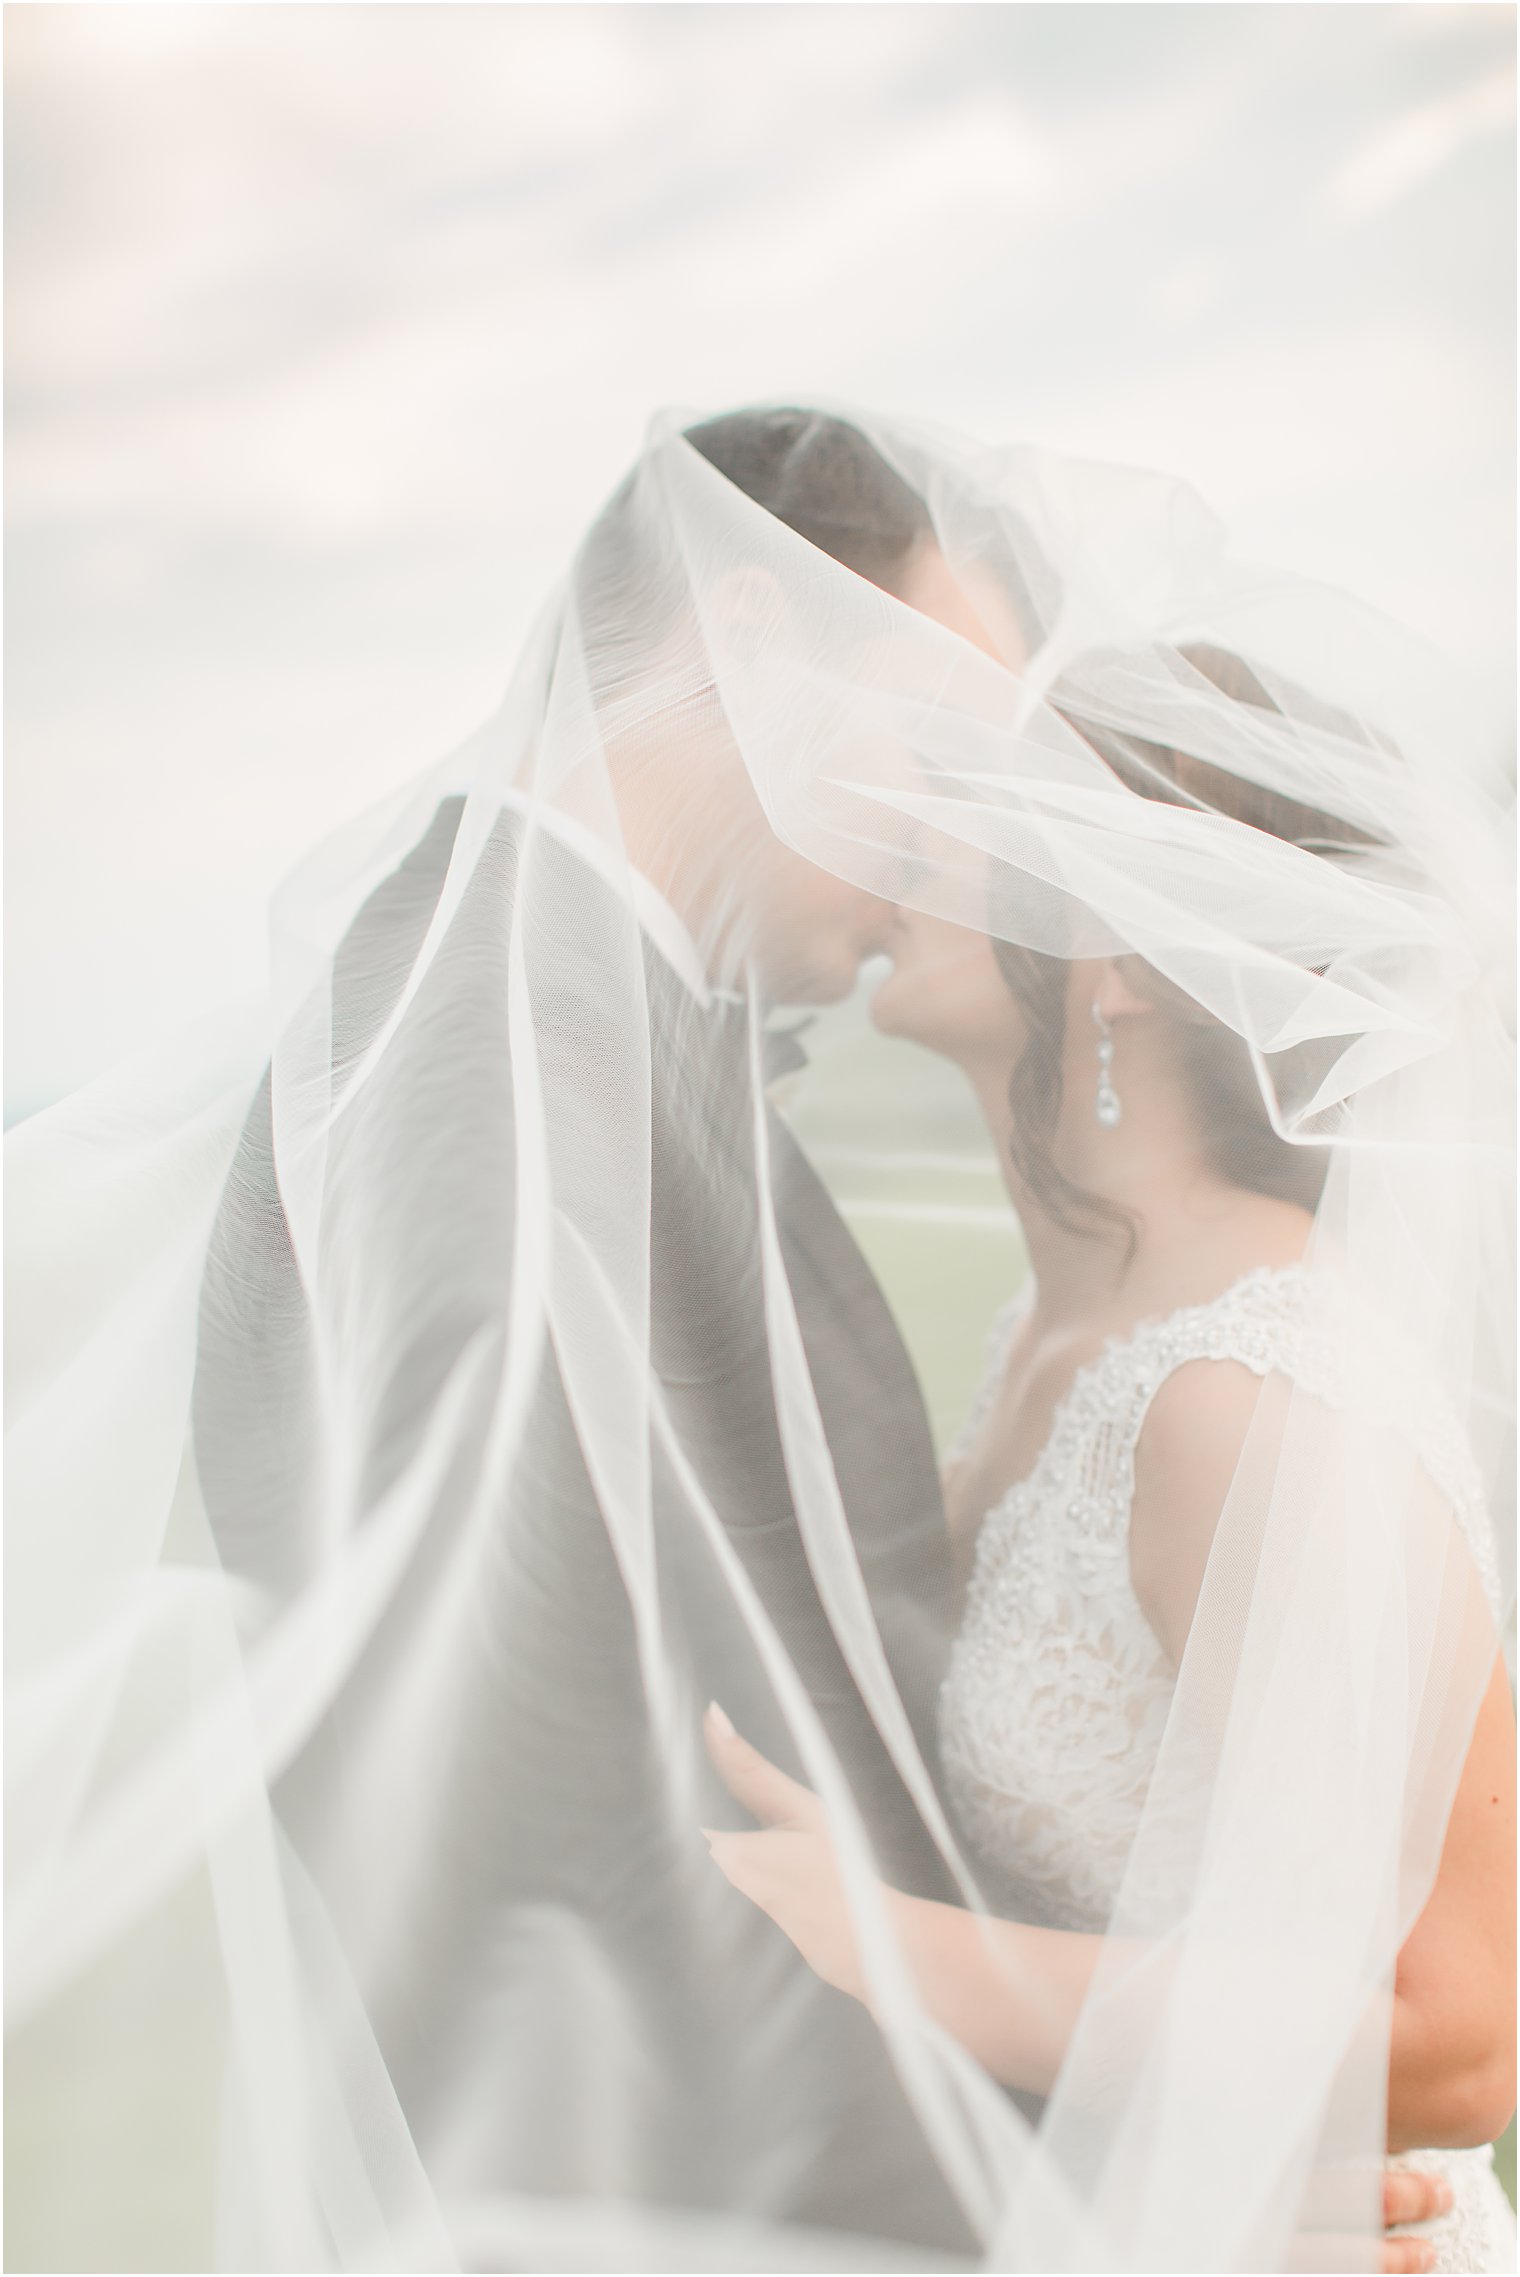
[1092, 1001, 1122, 1128]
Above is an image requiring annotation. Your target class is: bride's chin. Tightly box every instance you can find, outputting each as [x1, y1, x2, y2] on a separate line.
[869, 971, 940, 1051]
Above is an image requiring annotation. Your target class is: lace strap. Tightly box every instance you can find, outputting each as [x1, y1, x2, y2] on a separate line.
[1086, 1267, 1319, 1491]
[1080, 1266, 1502, 1620]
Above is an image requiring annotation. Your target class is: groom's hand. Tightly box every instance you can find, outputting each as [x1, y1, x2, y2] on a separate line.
[701, 1703, 867, 1999]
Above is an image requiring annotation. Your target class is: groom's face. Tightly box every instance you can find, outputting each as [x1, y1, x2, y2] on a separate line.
[725, 539, 1015, 1006]
[605, 710, 898, 1008]
[741, 826, 897, 1005]
[613, 535, 1018, 1006]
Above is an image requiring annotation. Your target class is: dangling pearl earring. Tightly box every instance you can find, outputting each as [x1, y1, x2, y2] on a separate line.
[1092, 1001, 1122, 1128]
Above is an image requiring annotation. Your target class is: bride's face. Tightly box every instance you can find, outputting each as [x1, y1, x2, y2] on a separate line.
[870, 904, 1025, 1072]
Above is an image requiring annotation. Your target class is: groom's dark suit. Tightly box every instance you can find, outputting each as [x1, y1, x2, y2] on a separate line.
[193, 796, 974, 2257]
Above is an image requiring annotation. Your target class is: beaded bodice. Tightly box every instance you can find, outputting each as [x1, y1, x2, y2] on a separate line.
[937, 1263, 1500, 1933]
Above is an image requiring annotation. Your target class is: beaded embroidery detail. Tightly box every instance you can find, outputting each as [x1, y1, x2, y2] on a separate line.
[938, 1262, 1501, 1929]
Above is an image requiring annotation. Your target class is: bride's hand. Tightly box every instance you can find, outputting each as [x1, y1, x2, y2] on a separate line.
[701, 1703, 871, 2001]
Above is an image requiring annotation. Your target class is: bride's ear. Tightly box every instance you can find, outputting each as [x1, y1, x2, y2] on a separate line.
[1089, 956, 1156, 1024]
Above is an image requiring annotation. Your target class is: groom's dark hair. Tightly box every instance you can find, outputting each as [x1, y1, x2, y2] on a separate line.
[681, 407, 933, 594]
[572, 409, 935, 668]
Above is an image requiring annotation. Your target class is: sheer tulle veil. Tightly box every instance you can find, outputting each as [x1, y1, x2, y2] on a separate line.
[6, 403, 1513, 2272]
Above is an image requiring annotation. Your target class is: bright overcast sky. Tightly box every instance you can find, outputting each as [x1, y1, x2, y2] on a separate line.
[5, 2, 1515, 1119]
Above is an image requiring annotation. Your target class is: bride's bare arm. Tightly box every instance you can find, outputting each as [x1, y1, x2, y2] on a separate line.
[1129, 1362, 1516, 2153]
[876, 1663, 1515, 2147]
[1387, 1654, 1516, 2149]
[703, 1707, 1463, 2267]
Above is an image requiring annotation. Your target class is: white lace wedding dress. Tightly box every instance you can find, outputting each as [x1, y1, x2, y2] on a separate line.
[937, 1263, 1515, 2273]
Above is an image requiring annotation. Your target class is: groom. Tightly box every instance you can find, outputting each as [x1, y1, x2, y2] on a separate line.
[193, 410, 995, 2258]
[191, 408, 1444, 2271]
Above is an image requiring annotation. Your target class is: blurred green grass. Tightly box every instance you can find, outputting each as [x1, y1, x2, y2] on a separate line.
[6, 1866, 225, 2271]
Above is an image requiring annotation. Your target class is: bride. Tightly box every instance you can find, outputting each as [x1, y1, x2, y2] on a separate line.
[704, 638, 1516, 2269]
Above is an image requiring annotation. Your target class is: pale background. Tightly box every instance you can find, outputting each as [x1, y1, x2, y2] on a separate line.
[5, 1, 1515, 1124]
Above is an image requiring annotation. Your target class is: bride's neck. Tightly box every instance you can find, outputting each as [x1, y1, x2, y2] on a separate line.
[968, 1062, 1300, 1332]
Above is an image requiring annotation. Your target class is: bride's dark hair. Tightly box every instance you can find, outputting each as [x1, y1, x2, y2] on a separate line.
[994, 644, 1382, 1248]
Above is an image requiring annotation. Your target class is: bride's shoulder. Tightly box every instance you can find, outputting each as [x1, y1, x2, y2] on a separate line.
[1122, 1255, 1442, 1492]
[1127, 1260, 1502, 1651]
[1125, 1301, 1290, 1662]
[1124, 1264, 1350, 1661]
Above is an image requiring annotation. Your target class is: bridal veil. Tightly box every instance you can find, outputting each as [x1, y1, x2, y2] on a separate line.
[7, 405, 1513, 2271]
